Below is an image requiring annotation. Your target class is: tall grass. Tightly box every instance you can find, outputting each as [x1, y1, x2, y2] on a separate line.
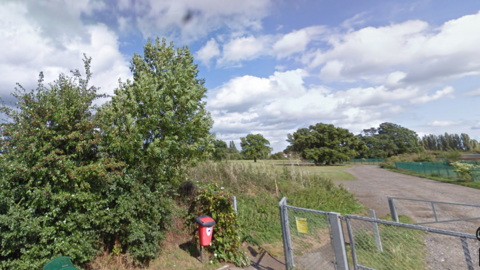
[186, 161, 364, 245]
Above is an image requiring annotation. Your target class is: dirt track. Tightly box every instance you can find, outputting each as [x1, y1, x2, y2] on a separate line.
[229, 165, 480, 270]
[339, 165, 480, 270]
[339, 165, 480, 233]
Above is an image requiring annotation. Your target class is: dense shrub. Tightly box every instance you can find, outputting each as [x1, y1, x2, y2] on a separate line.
[0, 37, 214, 268]
[185, 183, 250, 267]
[269, 152, 286, 160]
[0, 58, 113, 269]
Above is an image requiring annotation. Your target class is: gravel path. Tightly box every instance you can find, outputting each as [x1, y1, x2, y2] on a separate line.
[339, 165, 480, 270]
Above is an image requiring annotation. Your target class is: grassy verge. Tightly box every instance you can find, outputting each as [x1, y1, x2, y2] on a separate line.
[385, 168, 480, 190]
[347, 215, 427, 270]
[187, 161, 365, 249]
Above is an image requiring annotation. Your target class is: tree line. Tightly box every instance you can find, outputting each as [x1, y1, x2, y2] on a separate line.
[214, 122, 479, 165]
[420, 133, 480, 151]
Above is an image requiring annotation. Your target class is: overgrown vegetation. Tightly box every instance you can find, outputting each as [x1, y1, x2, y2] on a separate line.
[186, 161, 365, 247]
[185, 183, 250, 267]
[0, 59, 115, 269]
[0, 37, 214, 269]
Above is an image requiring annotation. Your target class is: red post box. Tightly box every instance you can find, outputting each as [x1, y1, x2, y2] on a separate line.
[196, 215, 215, 246]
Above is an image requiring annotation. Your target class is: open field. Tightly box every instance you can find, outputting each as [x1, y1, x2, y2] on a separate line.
[227, 160, 356, 181]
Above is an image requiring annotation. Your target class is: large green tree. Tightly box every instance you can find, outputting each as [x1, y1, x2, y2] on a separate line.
[0, 58, 116, 269]
[287, 123, 366, 165]
[358, 122, 422, 157]
[212, 139, 228, 161]
[420, 132, 480, 151]
[98, 37, 214, 262]
[240, 134, 272, 162]
[100, 37, 213, 187]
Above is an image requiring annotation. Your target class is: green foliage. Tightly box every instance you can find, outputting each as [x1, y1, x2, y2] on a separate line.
[187, 162, 364, 246]
[438, 150, 461, 164]
[287, 123, 367, 165]
[421, 133, 480, 151]
[186, 183, 250, 267]
[96, 37, 214, 264]
[240, 134, 272, 161]
[269, 152, 286, 160]
[412, 154, 434, 162]
[99, 37, 214, 189]
[228, 140, 239, 154]
[358, 122, 423, 158]
[212, 139, 228, 161]
[451, 162, 479, 181]
[0, 57, 111, 269]
[0, 37, 215, 268]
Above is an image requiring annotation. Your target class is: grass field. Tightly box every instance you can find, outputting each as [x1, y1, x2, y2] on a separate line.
[228, 160, 357, 181]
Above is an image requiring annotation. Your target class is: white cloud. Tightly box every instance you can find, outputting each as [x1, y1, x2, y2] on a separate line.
[127, 0, 272, 41]
[410, 86, 454, 104]
[196, 38, 220, 67]
[208, 68, 429, 151]
[0, 1, 131, 104]
[272, 26, 325, 58]
[217, 36, 272, 66]
[472, 123, 480, 130]
[428, 121, 461, 127]
[464, 88, 480, 97]
[303, 11, 480, 85]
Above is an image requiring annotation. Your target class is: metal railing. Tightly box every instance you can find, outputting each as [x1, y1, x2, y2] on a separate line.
[388, 196, 480, 225]
[343, 214, 478, 270]
[280, 197, 480, 270]
[279, 197, 346, 270]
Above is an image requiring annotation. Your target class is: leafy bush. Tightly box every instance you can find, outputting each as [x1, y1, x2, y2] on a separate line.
[451, 162, 479, 181]
[186, 183, 250, 267]
[269, 152, 286, 160]
[0, 58, 112, 269]
[0, 37, 215, 268]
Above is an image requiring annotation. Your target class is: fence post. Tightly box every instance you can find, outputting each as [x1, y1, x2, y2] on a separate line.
[369, 209, 383, 252]
[460, 237, 474, 270]
[232, 196, 237, 214]
[279, 197, 294, 269]
[388, 196, 399, 222]
[328, 212, 349, 270]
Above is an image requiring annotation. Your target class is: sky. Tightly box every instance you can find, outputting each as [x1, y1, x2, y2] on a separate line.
[1, 0, 480, 153]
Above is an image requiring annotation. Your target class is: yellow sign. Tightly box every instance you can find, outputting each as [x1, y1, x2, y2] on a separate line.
[295, 217, 308, 234]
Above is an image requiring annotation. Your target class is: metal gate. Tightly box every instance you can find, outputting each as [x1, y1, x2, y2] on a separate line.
[279, 197, 348, 270]
[280, 197, 479, 270]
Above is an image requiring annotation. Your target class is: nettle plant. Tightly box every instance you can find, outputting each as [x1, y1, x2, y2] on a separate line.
[0, 57, 115, 269]
[186, 183, 250, 267]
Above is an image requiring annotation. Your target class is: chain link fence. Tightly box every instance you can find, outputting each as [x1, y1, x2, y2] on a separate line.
[287, 207, 335, 269]
[344, 214, 479, 270]
[279, 198, 346, 270]
[394, 161, 480, 181]
[387, 196, 480, 233]
[280, 197, 480, 270]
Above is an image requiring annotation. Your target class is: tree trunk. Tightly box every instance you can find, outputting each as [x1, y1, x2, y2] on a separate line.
[254, 157, 257, 162]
